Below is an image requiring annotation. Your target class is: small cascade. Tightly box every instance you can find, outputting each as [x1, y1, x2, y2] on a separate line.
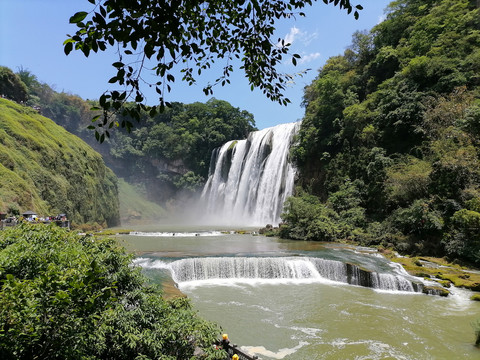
[201, 122, 300, 226]
[139, 256, 428, 293]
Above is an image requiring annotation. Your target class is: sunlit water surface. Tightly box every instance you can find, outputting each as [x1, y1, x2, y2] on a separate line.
[117, 226, 480, 359]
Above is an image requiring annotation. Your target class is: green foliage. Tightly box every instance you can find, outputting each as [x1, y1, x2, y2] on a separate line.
[389, 199, 444, 237]
[443, 209, 480, 264]
[281, 183, 370, 242]
[0, 98, 119, 226]
[385, 156, 432, 208]
[0, 224, 224, 359]
[13, 66, 256, 212]
[0, 67, 28, 103]
[286, 0, 480, 267]
[174, 171, 205, 192]
[281, 191, 340, 241]
[64, 0, 362, 136]
[109, 98, 256, 192]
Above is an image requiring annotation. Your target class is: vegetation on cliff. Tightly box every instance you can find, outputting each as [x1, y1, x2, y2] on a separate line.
[0, 224, 224, 359]
[0, 97, 119, 227]
[6, 67, 256, 209]
[283, 0, 480, 267]
[108, 99, 256, 183]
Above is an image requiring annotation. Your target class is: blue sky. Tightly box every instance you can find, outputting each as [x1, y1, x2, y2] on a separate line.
[1, 0, 392, 130]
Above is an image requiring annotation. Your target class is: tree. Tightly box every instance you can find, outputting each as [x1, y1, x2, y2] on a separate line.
[64, 0, 363, 140]
[0, 224, 225, 359]
[0, 66, 28, 103]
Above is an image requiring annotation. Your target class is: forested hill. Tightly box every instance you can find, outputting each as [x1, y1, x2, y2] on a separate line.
[104, 99, 256, 204]
[1, 65, 256, 207]
[0, 97, 119, 227]
[284, 0, 480, 266]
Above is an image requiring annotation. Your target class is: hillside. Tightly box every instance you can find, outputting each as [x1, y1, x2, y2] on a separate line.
[0, 98, 119, 227]
[283, 0, 480, 266]
[5, 66, 256, 208]
[117, 178, 167, 225]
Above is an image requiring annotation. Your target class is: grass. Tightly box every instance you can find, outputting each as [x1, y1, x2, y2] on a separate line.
[0, 98, 119, 226]
[380, 249, 480, 292]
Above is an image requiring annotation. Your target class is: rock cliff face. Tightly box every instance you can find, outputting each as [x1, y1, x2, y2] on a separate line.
[0, 98, 119, 226]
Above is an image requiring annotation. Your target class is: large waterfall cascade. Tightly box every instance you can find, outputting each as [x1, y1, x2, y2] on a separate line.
[136, 256, 425, 293]
[201, 122, 300, 226]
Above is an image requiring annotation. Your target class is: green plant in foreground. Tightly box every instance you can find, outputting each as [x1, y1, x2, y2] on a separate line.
[0, 224, 225, 359]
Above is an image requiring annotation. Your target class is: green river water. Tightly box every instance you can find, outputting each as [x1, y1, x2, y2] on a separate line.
[118, 226, 480, 359]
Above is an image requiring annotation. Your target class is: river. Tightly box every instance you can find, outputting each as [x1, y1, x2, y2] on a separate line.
[118, 226, 480, 359]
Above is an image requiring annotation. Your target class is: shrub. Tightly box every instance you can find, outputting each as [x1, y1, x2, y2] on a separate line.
[389, 199, 444, 237]
[443, 209, 480, 266]
[0, 224, 224, 359]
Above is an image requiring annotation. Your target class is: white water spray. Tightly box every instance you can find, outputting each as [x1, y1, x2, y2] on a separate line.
[201, 122, 300, 226]
[135, 256, 424, 293]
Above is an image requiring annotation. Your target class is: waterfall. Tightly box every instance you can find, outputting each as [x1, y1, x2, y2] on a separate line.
[201, 122, 300, 226]
[137, 256, 425, 293]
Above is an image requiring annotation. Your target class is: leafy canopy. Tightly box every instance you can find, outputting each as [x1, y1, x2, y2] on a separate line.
[65, 0, 362, 140]
[286, 0, 480, 263]
[0, 224, 224, 359]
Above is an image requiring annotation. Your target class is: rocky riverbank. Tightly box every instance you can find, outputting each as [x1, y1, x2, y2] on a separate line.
[379, 249, 480, 299]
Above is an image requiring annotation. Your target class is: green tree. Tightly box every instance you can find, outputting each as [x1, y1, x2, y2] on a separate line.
[0, 224, 224, 359]
[112, 98, 255, 180]
[385, 156, 432, 208]
[280, 189, 339, 241]
[0, 67, 28, 103]
[64, 0, 363, 139]
[289, 0, 480, 261]
[443, 209, 480, 265]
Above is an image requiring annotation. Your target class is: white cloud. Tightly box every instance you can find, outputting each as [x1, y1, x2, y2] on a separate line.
[277, 27, 321, 66]
[298, 52, 321, 64]
[280, 26, 301, 46]
[278, 26, 319, 48]
[301, 31, 318, 46]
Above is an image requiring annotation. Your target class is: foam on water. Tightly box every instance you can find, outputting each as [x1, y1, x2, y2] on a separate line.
[242, 341, 309, 359]
[129, 231, 224, 237]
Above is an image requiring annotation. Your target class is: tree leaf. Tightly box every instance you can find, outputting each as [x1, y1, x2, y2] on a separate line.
[69, 11, 88, 24]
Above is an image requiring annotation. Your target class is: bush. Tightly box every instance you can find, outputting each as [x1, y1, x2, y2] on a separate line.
[389, 199, 444, 237]
[443, 209, 480, 266]
[0, 67, 28, 103]
[0, 224, 224, 359]
[281, 190, 339, 241]
[306, 216, 339, 242]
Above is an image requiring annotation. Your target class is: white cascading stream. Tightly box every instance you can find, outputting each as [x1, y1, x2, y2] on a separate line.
[135, 257, 423, 293]
[201, 122, 300, 226]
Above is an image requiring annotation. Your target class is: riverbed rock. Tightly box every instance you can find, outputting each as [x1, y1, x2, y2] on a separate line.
[422, 285, 450, 297]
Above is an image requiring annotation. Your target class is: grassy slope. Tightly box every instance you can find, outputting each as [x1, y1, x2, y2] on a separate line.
[118, 178, 167, 225]
[0, 98, 119, 226]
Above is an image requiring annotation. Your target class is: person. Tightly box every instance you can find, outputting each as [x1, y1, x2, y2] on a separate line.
[221, 333, 230, 349]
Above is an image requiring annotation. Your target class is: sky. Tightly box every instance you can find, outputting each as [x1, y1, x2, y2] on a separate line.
[0, 0, 392, 130]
